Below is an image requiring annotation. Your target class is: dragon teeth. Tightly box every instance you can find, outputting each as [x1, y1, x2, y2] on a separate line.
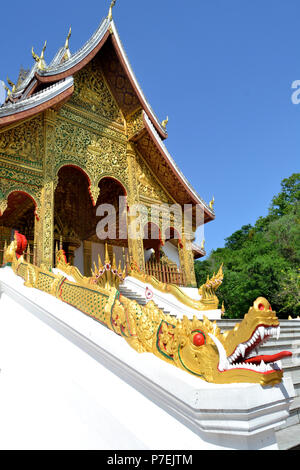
[239, 344, 246, 357]
[258, 326, 265, 340]
[226, 325, 281, 365]
[276, 326, 280, 340]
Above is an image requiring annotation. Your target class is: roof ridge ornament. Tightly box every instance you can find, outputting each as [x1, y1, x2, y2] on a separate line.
[63, 27, 72, 62]
[64, 27, 72, 50]
[32, 40, 47, 71]
[108, 0, 117, 21]
[209, 196, 215, 211]
[7, 77, 16, 93]
[161, 116, 168, 129]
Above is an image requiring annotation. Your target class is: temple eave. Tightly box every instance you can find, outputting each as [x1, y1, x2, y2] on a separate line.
[0, 84, 74, 128]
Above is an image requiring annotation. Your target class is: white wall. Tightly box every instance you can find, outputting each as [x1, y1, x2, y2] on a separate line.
[162, 241, 180, 267]
[73, 242, 84, 273]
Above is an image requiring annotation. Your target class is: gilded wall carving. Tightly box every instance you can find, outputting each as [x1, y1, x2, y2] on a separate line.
[126, 109, 144, 140]
[135, 152, 173, 204]
[52, 117, 128, 201]
[126, 143, 146, 271]
[0, 117, 44, 168]
[59, 105, 124, 141]
[0, 177, 41, 206]
[0, 161, 42, 189]
[71, 60, 124, 125]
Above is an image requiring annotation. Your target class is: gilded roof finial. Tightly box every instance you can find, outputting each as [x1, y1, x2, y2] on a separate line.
[64, 27, 72, 50]
[32, 40, 47, 70]
[209, 196, 215, 211]
[7, 77, 16, 93]
[108, 0, 117, 20]
[4, 83, 11, 99]
[200, 238, 205, 250]
[162, 116, 168, 129]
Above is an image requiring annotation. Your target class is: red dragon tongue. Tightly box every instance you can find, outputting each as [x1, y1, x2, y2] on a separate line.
[244, 351, 292, 365]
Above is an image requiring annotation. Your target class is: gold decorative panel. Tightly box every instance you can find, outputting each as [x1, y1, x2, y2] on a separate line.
[71, 59, 124, 125]
[0, 117, 44, 168]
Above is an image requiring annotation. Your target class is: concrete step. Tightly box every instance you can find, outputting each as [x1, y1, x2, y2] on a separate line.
[119, 287, 171, 316]
[217, 317, 300, 447]
[276, 423, 300, 450]
[277, 396, 300, 431]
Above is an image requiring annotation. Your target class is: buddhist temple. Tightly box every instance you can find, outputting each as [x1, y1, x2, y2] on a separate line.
[0, 2, 215, 289]
[0, 4, 296, 451]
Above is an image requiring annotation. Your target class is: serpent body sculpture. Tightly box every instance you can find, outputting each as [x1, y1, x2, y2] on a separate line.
[2, 233, 292, 386]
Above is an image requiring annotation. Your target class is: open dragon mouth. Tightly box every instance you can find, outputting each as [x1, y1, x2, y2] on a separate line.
[210, 325, 292, 374]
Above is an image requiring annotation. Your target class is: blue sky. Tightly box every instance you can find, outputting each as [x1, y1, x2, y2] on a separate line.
[0, 0, 299, 257]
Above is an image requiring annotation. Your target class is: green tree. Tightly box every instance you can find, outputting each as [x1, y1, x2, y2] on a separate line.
[195, 174, 300, 318]
[269, 173, 300, 217]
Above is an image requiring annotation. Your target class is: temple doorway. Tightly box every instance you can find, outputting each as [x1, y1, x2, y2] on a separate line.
[54, 167, 128, 276]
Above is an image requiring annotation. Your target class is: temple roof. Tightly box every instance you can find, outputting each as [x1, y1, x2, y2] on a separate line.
[0, 18, 166, 138]
[0, 13, 215, 222]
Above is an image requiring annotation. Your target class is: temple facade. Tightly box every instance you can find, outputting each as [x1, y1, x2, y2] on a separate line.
[0, 9, 214, 287]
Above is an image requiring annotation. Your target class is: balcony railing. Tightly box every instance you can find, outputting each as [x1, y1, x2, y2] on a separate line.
[145, 260, 186, 287]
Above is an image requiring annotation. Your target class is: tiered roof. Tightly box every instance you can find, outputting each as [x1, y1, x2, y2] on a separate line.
[0, 12, 215, 235]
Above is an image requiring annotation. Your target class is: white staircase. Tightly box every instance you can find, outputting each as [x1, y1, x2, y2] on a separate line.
[217, 318, 300, 450]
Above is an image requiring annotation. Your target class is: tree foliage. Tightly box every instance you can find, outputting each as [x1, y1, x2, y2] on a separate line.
[195, 174, 300, 318]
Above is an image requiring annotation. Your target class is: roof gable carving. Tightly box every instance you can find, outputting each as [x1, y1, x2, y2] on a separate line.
[71, 57, 124, 125]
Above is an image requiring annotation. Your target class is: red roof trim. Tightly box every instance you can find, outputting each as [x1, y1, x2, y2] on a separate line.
[0, 86, 74, 128]
[142, 114, 215, 221]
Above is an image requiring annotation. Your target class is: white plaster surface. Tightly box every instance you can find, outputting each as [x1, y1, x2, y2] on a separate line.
[0, 267, 295, 450]
[73, 242, 84, 273]
[123, 275, 221, 319]
[162, 242, 180, 267]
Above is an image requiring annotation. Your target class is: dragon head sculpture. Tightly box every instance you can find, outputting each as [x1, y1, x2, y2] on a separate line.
[169, 297, 291, 385]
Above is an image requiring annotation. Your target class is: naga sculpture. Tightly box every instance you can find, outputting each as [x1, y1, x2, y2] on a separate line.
[2, 232, 292, 386]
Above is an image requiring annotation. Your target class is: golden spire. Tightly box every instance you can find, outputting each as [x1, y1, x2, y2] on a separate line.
[209, 196, 215, 211]
[162, 116, 169, 129]
[64, 27, 72, 50]
[108, 0, 117, 20]
[200, 239, 205, 250]
[105, 243, 110, 264]
[32, 40, 47, 70]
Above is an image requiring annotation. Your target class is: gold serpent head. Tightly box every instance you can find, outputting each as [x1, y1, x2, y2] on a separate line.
[173, 297, 291, 385]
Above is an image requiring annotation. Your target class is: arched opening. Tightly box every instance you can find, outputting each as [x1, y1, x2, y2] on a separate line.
[0, 191, 36, 264]
[54, 165, 95, 267]
[87, 177, 128, 274]
[54, 169, 128, 275]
